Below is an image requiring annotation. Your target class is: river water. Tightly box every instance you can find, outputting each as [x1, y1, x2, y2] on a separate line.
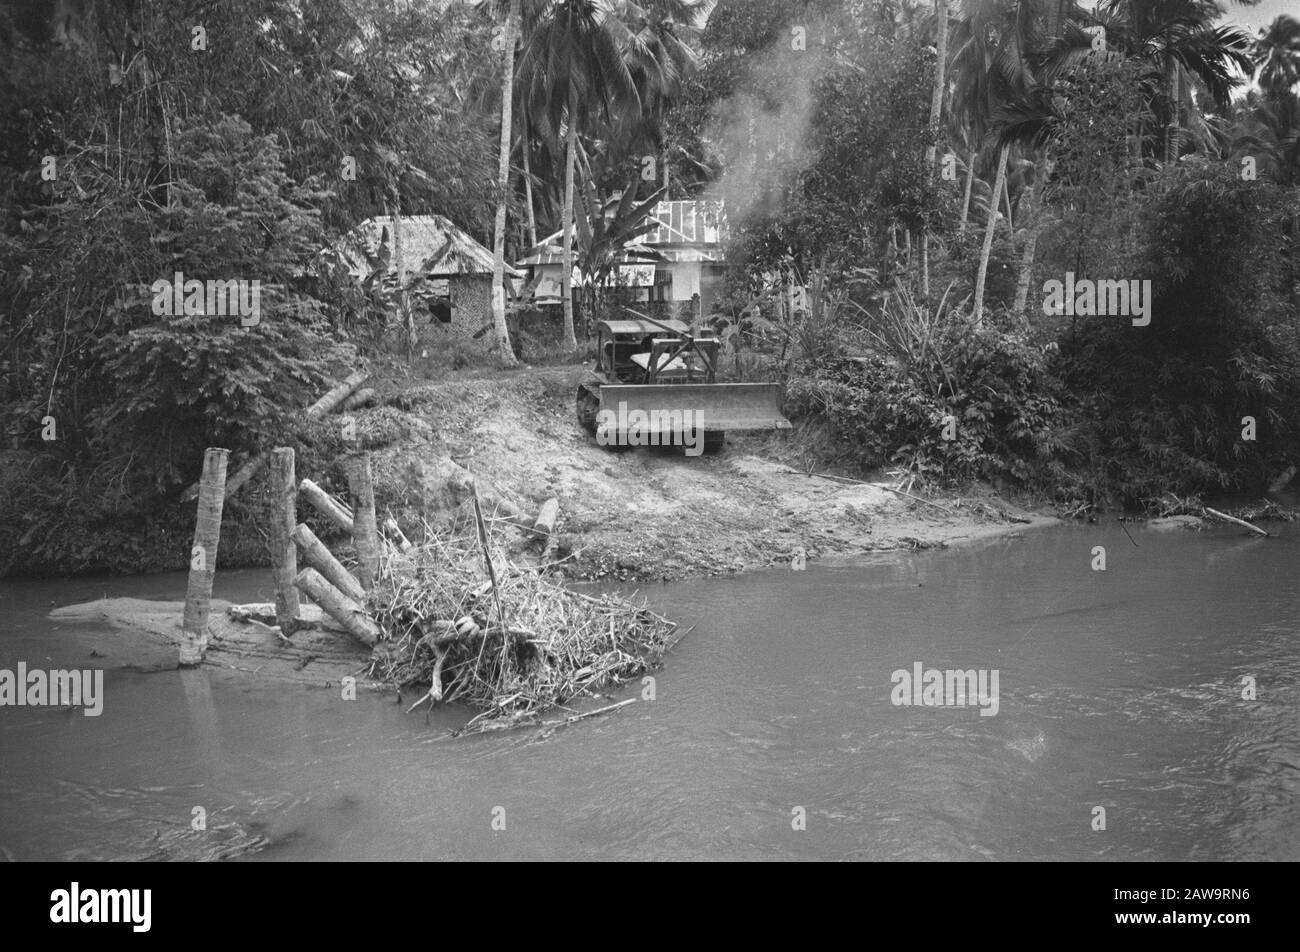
[1, 523, 1297, 861]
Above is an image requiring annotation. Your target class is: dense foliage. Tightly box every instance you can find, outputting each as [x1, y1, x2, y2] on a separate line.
[675, 0, 1300, 508]
[2, 0, 1300, 574]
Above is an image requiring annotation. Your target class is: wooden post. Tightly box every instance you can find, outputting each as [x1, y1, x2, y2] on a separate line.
[181, 447, 229, 665]
[292, 523, 366, 603]
[269, 448, 300, 634]
[344, 454, 380, 590]
[293, 568, 380, 646]
[299, 478, 354, 534]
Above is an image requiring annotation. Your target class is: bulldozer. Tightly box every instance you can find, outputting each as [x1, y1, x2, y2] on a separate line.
[575, 309, 791, 453]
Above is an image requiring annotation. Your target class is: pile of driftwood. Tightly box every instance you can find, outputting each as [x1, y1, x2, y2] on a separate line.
[367, 519, 680, 731]
[284, 459, 680, 731]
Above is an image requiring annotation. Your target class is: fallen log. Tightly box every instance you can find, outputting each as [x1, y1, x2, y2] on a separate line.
[1204, 507, 1270, 538]
[227, 604, 281, 626]
[292, 523, 366, 602]
[180, 370, 369, 502]
[415, 619, 537, 650]
[341, 388, 376, 411]
[304, 370, 371, 418]
[539, 697, 636, 729]
[300, 478, 354, 534]
[533, 497, 559, 539]
[293, 568, 380, 646]
[531, 497, 561, 564]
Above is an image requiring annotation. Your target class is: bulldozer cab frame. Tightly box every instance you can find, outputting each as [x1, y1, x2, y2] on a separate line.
[595, 312, 721, 385]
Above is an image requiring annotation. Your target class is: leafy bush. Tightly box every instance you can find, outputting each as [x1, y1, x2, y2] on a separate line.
[1056, 158, 1300, 503]
[0, 114, 357, 573]
[786, 287, 1077, 488]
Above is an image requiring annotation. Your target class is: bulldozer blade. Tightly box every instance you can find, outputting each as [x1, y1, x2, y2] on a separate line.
[595, 383, 791, 443]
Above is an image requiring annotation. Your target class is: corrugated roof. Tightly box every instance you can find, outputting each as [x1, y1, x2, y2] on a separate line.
[342, 215, 521, 279]
[642, 200, 728, 245]
[516, 201, 729, 267]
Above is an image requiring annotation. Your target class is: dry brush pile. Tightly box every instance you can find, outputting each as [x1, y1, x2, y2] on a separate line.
[365, 516, 682, 733]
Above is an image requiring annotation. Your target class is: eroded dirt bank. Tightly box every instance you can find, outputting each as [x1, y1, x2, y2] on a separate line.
[354, 366, 1058, 582]
[37, 366, 1058, 689]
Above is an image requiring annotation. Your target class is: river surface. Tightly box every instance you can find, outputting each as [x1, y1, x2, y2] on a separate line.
[1, 523, 1297, 861]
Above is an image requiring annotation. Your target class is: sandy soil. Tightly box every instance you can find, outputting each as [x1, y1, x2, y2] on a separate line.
[359, 365, 1059, 582]
[47, 598, 372, 684]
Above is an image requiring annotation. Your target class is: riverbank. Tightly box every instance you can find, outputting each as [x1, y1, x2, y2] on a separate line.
[0, 363, 1067, 582]
[351, 365, 1060, 583]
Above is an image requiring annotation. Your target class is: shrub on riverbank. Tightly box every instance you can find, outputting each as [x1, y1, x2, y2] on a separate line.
[785, 287, 1081, 494]
[0, 114, 359, 575]
[786, 158, 1300, 510]
[1056, 159, 1300, 505]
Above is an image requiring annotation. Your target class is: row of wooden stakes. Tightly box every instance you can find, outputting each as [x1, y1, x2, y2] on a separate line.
[180, 444, 400, 665]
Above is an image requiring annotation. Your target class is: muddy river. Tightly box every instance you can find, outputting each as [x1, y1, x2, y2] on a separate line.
[1, 523, 1297, 861]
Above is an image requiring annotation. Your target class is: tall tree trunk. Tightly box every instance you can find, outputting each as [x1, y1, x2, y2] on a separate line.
[1012, 154, 1050, 318]
[1013, 228, 1040, 319]
[1164, 61, 1179, 163]
[1047, 0, 1069, 38]
[522, 131, 537, 249]
[958, 148, 975, 235]
[922, 0, 946, 303]
[491, 0, 521, 368]
[924, 0, 947, 172]
[973, 143, 1008, 325]
[1002, 169, 1013, 232]
[561, 87, 579, 351]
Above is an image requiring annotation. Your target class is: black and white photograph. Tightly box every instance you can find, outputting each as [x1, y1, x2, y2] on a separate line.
[0, 0, 1296, 896]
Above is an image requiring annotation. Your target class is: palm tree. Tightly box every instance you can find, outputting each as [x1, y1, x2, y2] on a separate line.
[997, 86, 1061, 316]
[1093, 0, 1254, 162]
[607, 0, 706, 164]
[1254, 15, 1300, 100]
[1232, 89, 1300, 186]
[950, 0, 1041, 323]
[518, 0, 638, 351]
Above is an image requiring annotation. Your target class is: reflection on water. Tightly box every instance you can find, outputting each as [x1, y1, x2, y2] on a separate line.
[1, 523, 1297, 861]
